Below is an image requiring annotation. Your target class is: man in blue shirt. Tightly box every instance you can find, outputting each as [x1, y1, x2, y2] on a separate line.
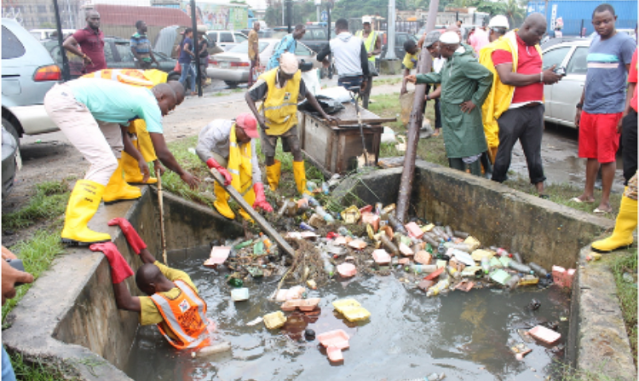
[178, 28, 197, 95]
[266, 24, 306, 71]
[131, 20, 158, 69]
[572, 3, 636, 214]
[44, 79, 199, 245]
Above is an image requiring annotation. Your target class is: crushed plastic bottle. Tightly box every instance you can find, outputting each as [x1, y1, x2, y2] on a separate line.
[427, 278, 450, 297]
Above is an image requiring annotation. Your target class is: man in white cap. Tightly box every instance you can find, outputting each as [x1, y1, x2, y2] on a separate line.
[196, 113, 273, 221]
[356, 17, 381, 108]
[481, 13, 563, 197]
[245, 52, 338, 195]
[405, 31, 493, 176]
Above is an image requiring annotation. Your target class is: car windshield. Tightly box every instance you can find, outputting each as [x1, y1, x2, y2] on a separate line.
[228, 41, 270, 54]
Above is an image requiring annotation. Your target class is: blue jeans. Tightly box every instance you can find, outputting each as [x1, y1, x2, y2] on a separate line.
[337, 75, 363, 92]
[179, 62, 196, 93]
[2, 346, 16, 381]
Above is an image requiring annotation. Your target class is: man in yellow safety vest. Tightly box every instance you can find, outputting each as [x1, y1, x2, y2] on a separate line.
[245, 53, 338, 195]
[356, 17, 381, 109]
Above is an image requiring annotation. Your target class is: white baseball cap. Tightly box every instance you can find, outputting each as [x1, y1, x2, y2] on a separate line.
[362, 16, 372, 24]
[488, 15, 509, 30]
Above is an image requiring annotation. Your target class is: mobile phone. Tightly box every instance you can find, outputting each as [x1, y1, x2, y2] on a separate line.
[554, 66, 566, 76]
[6, 259, 25, 286]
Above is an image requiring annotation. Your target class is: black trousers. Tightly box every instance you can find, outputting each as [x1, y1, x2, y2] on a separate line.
[622, 109, 638, 185]
[491, 104, 546, 184]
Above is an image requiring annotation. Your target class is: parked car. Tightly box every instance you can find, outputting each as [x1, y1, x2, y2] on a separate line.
[2, 18, 61, 144]
[2, 125, 18, 198]
[300, 25, 334, 53]
[42, 37, 181, 80]
[240, 28, 276, 39]
[206, 30, 248, 51]
[207, 38, 322, 87]
[542, 40, 589, 129]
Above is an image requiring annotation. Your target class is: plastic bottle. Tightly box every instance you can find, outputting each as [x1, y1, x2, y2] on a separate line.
[315, 205, 334, 223]
[425, 243, 433, 253]
[387, 214, 408, 235]
[193, 342, 232, 358]
[303, 193, 320, 207]
[423, 234, 440, 247]
[412, 264, 438, 274]
[446, 265, 461, 280]
[300, 222, 316, 231]
[338, 226, 353, 237]
[505, 274, 520, 290]
[381, 234, 399, 255]
[450, 243, 471, 252]
[481, 257, 491, 274]
[528, 262, 548, 277]
[496, 248, 510, 257]
[437, 243, 447, 258]
[321, 253, 335, 277]
[321, 182, 330, 194]
[453, 230, 469, 239]
[513, 252, 523, 263]
[507, 261, 534, 274]
[427, 278, 450, 297]
[375, 202, 384, 215]
[444, 225, 454, 237]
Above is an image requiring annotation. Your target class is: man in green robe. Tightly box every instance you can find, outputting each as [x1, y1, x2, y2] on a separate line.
[406, 31, 493, 176]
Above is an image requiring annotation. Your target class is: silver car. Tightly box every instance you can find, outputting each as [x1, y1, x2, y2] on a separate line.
[207, 38, 322, 87]
[2, 18, 61, 144]
[542, 40, 589, 129]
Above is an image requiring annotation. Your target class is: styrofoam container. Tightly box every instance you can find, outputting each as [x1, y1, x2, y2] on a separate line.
[231, 288, 249, 302]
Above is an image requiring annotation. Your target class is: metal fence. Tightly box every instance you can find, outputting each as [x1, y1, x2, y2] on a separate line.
[1, 0, 252, 94]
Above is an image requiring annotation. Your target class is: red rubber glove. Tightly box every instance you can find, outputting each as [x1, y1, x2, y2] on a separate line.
[252, 183, 273, 212]
[89, 242, 134, 284]
[206, 158, 232, 186]
[108, 218, 147, 255]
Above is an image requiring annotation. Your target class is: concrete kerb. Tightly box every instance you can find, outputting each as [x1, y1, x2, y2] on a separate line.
[3, 186, 244, 380]
[567, 245, 637, 380]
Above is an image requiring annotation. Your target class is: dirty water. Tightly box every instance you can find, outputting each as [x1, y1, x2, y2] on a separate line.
[125, 246, 570, 381]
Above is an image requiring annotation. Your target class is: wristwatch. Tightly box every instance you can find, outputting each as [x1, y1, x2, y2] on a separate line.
[576, 103, 583, 109]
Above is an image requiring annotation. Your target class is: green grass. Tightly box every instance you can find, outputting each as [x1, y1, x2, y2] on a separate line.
[2, 229, 66, 324]
[373, 77, 403, 86]
[610, 250, 638, 364]
[9, 352, 71, 381]
[2, 181, 70, 230]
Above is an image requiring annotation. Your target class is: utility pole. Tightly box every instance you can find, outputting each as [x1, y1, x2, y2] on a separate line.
[386, 0, 396, 59]
[190, 0, 201, 96]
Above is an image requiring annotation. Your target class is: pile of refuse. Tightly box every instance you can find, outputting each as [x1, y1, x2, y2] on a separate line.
[201, 186, 576, 367]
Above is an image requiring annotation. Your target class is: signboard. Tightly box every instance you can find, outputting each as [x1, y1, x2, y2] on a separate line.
[180, 1, 248, 30]
[321, 11, 328, 22]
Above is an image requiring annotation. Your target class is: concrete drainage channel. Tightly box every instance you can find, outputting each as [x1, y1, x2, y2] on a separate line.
[3, 160, 635, 380]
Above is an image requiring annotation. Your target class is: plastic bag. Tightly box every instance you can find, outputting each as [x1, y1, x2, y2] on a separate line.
[298, 95, 345, 115]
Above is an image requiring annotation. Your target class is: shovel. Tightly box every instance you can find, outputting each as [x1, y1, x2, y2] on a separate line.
[348, 86, 370, 167]
[208, 168, 295, 258]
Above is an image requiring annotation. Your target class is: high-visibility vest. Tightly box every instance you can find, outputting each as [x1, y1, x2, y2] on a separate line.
[150, 280, 211, 350]
[356, 30, 378, 62]
[258, 68, 301, 136]
[228, 123, 253, 196]
[479, 30, 542, 150]
[81, 68, 167, 87]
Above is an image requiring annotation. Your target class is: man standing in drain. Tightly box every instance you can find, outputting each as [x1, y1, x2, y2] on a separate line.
[196, 113, 273, 221]
[245, 53, 337, 195]
[90, 218, 215, 351]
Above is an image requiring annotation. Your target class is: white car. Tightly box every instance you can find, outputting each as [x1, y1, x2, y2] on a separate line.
[542, 40, 589, 129]
[207, 38, 323, 87]
[206, 30, 248, 52]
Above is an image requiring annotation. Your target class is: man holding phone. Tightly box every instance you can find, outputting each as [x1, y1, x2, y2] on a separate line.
[2, 247, 35, 381]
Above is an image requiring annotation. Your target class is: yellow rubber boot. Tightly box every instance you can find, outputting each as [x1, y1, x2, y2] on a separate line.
[103, 159, 142, 204]
[592, 195, 637, 253]
[214, 182, 236, 219]
[293, 161, 310, 195]
[488, 146, 498, 164]
[61, 180, 111, 245]
[265, 160, 281, 191]
[123, 139, 157, 185]
[239, 188, 255, 223]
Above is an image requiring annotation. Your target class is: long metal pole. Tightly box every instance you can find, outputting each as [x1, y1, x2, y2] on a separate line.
[52, 0, 70, 81]
[155, 166, 168, 265]
[386, 0, 396, 59]
[190, 0, 202, 96]
[395, 0, 439, 222]
[327, 2, 332, 79]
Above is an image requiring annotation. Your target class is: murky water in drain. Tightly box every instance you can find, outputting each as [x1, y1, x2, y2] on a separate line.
[125, 246, 570, 381]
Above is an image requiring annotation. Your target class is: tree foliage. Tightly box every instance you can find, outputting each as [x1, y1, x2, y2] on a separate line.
[264, 0, 319, 27]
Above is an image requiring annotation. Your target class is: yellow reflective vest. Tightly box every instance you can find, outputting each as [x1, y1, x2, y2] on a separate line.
[228, 123, 254, 199]
[259, 68, 301, 136]
[356, 30, 378, 62]
[479, 30, 542, 151]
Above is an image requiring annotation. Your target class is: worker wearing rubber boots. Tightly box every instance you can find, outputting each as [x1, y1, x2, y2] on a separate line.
[591, 173, 638, 253]
[44, 78, 177, 245]
[81, 69, 190, 187]
[195, 114, 273, 221]
[90, 218, 215, 351]
[245, 52, 337, 195]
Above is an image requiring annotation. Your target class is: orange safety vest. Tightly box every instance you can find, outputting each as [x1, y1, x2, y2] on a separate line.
[150, 280, 211, 350]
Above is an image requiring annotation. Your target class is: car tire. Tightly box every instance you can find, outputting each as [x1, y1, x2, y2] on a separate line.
[168, 72, 181, 82]
[224, 81, 239, 88]
[2, 117, 20, 150]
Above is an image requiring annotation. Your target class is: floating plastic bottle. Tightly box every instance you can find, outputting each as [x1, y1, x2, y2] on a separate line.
[528, 262, 548, 277]
[507, 260, 534, 274]
[315, 205, 334, 223]
[427, 278, 450, 297]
